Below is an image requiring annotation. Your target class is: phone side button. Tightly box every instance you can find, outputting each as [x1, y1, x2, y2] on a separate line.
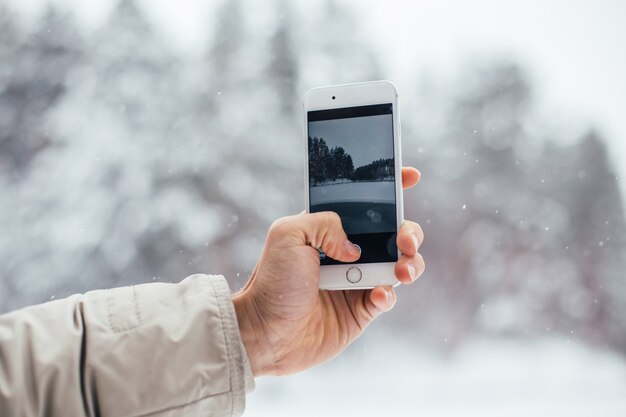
[346, 267, 362, 284]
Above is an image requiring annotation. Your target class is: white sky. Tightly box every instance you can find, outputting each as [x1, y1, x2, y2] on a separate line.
[14, 0, 626, 196]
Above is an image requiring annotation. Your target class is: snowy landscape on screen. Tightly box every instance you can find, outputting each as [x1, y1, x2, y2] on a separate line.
[310, 181, 394, 204]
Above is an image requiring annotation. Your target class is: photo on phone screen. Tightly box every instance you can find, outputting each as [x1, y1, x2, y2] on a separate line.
[307, 103, 398, 265]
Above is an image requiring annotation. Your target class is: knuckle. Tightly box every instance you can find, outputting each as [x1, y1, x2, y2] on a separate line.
[323, 211, 341, 225]
[269, 216, 292, 235]
[314, 211, 342, 229]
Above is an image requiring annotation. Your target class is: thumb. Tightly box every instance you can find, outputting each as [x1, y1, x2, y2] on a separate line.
[272, 212, 361, 262]
[305, 212, 361, 262]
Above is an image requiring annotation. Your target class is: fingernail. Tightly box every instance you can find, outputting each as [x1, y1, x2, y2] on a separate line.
[385, 288, 396, 309]
[344, 241, 361, 257]
[408, 264, 417, 280]
[412, 235, 419, 251]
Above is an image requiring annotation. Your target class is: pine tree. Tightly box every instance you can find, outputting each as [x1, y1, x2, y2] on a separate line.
[268, 0, 298, 115]
[567, 132, 626, 349]
[210, 0, 245, 81]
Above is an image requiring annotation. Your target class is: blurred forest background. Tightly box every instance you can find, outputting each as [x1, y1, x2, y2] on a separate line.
[1, 0, 625, 414]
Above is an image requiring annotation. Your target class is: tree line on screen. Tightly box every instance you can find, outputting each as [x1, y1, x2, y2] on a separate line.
[308, 136, 393, 185]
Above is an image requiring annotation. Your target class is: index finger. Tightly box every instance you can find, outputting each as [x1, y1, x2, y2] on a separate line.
[402, 167, 421, 190]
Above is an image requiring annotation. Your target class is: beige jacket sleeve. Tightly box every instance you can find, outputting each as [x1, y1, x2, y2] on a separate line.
[0, 274, 255, 417]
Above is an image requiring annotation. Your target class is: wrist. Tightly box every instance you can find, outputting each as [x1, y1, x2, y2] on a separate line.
[232, 291, 274, 376]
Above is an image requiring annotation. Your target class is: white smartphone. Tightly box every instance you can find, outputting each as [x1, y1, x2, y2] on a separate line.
[303, 80, 403, 290]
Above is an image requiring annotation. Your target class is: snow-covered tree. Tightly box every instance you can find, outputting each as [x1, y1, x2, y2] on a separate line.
[0, 5, 81, 174]
[0, 5, 83, 308]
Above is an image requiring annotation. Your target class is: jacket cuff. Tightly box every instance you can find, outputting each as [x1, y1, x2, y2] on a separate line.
[241, 341, 256, 393]
[208, 275, 256, 416]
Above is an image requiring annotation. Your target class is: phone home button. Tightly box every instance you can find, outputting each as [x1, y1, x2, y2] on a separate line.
[346, 267, 362, 284]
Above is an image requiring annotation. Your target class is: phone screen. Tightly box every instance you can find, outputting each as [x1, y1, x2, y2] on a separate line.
[308, 103, 398, 265]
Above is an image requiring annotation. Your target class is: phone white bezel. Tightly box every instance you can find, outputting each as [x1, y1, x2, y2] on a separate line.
[303, 80, 404, 290]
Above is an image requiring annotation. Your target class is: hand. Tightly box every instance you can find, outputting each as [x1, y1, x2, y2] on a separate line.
[233, 167, 424, 376]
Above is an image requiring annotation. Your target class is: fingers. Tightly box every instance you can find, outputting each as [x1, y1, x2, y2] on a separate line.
[344, 286, 396, 329]
[394, 252, 425, 284]
[395, 220, 425, 284]
[397, 220, 424, 256]
[401, 167, 421, 190]
[270, 212, 361, 263]
[368, 286, 397, 313]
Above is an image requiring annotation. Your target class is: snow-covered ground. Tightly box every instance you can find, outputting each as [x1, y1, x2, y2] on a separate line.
[246, 335, 626, 417]
[311, 181, 395, 204]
